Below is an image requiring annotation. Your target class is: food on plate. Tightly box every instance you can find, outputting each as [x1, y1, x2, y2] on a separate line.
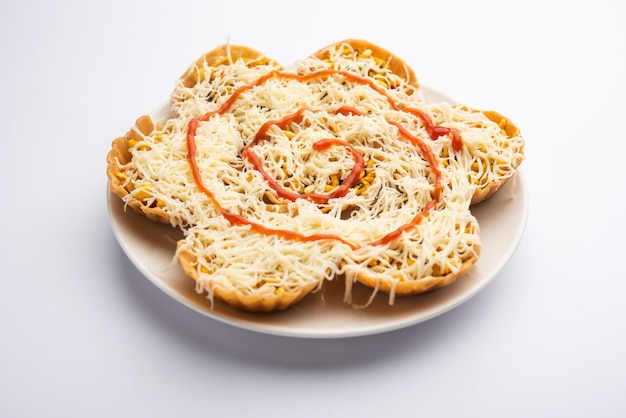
[107, 115, 170, 224]
[106, 39, 525, 312]
[427, 104, 524, 204]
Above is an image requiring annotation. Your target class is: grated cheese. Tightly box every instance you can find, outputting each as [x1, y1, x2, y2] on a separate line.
[112, 42, 518, 306]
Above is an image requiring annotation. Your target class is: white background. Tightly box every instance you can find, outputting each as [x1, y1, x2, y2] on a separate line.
[1, 0, 625, 417]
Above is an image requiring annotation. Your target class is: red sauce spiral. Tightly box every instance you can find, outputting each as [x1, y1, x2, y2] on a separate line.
[185, 69, 461, 249]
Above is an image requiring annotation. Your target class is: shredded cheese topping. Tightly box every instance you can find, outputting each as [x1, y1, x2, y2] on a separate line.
[111, 41, 523, 307]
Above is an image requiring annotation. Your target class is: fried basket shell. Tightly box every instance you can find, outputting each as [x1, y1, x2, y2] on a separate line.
[179, 44, 280, 88]
[470, 109, 524, 204]
[177, 245, 318, 312]
[106, 115, 171, 224]
[311, 38, 419, 89]
[354, 246, 479, 297]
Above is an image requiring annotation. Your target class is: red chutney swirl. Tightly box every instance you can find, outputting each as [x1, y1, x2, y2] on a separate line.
[185, 69, 461, 250]
[241, 106, 366, 205]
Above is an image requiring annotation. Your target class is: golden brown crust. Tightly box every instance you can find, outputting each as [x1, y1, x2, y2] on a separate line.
[354, 245, 479, 296]
[471, 109, 524, 204]
[106, 115, 171, 224]
[435, 106, 523, 205]
[470, 178, 501, 205]
[311, 38, 419, 89]
[177, 245, 317, 312]
[483, 110, 521, 138]
[179, 44, 280, 88]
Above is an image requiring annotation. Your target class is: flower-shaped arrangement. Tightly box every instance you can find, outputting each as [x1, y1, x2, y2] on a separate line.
[106, 39, 525, 312]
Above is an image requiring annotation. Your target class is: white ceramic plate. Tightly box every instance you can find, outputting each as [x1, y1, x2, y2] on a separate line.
[107, 85, 528, 338]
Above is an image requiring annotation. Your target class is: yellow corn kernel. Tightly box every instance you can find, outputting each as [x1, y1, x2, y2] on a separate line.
[324, 185, 335, 192]
[471, 162, 479, 172]
[329, 174, 339, 187]
[340, 46, 353, 56]
[156, 199, 166, 208]
[498, 118, 508, 135]
[287, 179, 300, 191]
[473, 176, 488, 186]
[373, 56, 386, 67]
[388, 77, 402, 88]
[283, 130, 295, 139]
[274, 287, 285, 295]
[432, 264, 451, 276]
[253, 280, 267, 289]
[355, 182, 369, 195]
[250, 57, 271, 67]
[361, 49, 373, 58]
[200, 266, 210, 274]
[134, 185, 153, 201]
[242, 56, 268, 66]
[367, 258, 381, 267]
[375, 79, 389, 89]
[373, 75, 390, 89]
[115, 172, 128, 181]
[127, 137, 150, 151]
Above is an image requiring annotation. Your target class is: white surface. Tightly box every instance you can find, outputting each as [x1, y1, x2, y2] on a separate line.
[1, 0, 624, 417]
[108, 89, 528, 339]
